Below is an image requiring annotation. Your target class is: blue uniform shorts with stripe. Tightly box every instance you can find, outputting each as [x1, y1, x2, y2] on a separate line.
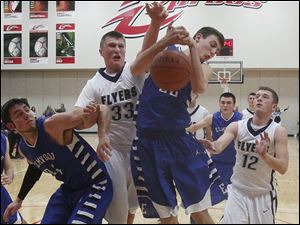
[131, 130, 227, 218]
[41, 179, 113, 224]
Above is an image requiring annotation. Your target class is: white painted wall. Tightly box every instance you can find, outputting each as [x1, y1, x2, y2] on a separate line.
[1, 1, 299, 69]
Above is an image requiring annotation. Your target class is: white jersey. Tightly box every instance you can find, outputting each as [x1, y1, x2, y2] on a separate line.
[231, 118, 279, 195]
[242, 108, 254, 119]
[75, 62, 146, 152]
[188, 105, 209, 139]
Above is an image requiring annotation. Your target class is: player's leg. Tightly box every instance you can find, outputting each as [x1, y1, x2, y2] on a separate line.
[104, 150, 130, 223]
[220, 185, 248, 224]
[248, 190, 277, 224]
[131, 134, 179, 219]
[68, 179, 113, 224]
[127, 212, 135, 224]
[126, 152, 139, 224]
[41, 186, 72, 223]
[160, 215, 179, 224]
[191, 209, 214, 224]
[172, 133, 227, 223]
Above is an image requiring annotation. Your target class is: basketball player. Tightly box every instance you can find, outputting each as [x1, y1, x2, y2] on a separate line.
[272, 105, 289, 125]
[187, 93, 211, 140]
[187, 92, 242, 191]
[75, 2, 168, 223]
[2, 98, 112, 224]
[200, 87, 289, 224]
[241, 92, 256, 119]
[130, 24, 227, 223]
[1, 132, 26, 224]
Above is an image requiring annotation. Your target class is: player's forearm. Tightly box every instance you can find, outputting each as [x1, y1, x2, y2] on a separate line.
[97, 105, 110, 138]
[71, 106, 99, 130]
[260, 154, 288, 174]
[213, 141, 225, 154]
[18, 164, 42, 200]
[141, 20, 161, 52]
[131, 39, 167, 76]
[214, 132, 235, 154]
[189, 46, 207, 94]
[6, 169, 14, 182]
[193, 122, 206, 131]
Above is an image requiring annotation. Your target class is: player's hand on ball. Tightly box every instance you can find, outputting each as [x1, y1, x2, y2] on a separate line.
[97, 134, 113, 161]
[182, 36, 196, 48]
[163, 22, 189, 46]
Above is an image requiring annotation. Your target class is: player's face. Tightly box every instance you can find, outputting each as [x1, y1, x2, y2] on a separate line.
[219, 97, 235, 115]
[7, 103, 36, 133]
[100, 37, 126, 73]
[196, 34, 222, 62]
[254, 90, 277, 115]
[248, 95, 255, 107]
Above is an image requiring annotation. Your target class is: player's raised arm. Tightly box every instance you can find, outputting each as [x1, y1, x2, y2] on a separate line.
[44, 102, 100, 144]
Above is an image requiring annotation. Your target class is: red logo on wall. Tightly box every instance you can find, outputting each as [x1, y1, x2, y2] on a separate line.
[4, 25, 22, 32]
[205, 1, 267, 9]
[56, 24, 75, 30]
[102, 1, 199, 38]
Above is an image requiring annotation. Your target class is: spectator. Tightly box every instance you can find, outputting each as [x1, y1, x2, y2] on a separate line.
[55, 103, 66, 113]
[43, 106, 55, 117]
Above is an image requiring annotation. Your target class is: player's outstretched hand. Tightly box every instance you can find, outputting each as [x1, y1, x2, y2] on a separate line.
[186, 124, 197, 133]
[198, 139, 218, 154]
[1, 174, 13, 185]
[146, 2, 168, 24]
[96, 134, 113, 162]
[256, 132, 270, 157]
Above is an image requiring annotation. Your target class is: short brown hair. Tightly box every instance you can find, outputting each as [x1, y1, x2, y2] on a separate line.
[219, 92, 236, 104]
[2, 98, 30, 124]
[193, 27, 225, 47]
[100, 31, 125, 48]
[258, 86, 279, 104]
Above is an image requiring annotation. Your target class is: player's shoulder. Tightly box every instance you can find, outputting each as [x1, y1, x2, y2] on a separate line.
[199, 105, 209, 112]
[235, 111, 243, 119]
[274, 124, 288, 136]
[204, 113, 213, 124]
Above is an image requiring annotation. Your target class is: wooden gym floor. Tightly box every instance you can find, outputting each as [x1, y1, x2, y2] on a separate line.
[5, 135, 299, 224]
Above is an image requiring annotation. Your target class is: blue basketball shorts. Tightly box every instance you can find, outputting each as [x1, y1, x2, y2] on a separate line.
[131, 130, 227, 218]
[41, 178, 113, 224]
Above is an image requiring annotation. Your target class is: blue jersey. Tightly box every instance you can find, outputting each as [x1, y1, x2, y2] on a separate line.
[1, 132, 7, 175]
[136, 76, 192, 132]
[19, 117, 107, 189]
[136, 45, 192, 132]
[211, 111, 242, 164]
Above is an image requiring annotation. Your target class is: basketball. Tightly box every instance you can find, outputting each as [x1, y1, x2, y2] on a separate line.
[34, 36, 48, 57]
[150, 49, 191, 91]
[8, 37, 21, 57]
